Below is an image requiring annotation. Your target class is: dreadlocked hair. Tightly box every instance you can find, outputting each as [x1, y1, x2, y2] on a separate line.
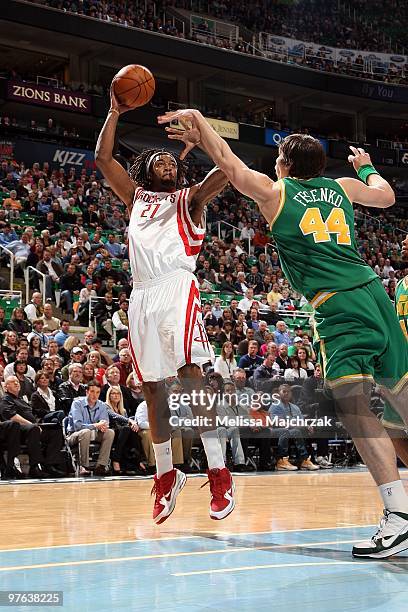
[129, 148, 188, 189]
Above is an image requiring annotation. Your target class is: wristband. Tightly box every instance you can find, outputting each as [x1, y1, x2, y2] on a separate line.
[109, 108, 120, 116]
[357, 164, 379, 184]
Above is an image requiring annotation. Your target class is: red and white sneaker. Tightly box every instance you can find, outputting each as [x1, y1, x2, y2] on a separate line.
[151, 468, 187, 525]
[203, 467, 235, 520]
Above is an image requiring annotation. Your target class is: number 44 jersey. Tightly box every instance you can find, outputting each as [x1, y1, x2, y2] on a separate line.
[271, 176, 377, 304]
[128, 187, 205, 283]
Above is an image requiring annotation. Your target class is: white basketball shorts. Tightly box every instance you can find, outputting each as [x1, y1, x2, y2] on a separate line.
[128, 269, 214, 382]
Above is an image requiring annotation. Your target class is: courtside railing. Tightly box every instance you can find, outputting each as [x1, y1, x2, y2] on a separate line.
[0, 244, 15, 291]
[25, 266, 47, 306]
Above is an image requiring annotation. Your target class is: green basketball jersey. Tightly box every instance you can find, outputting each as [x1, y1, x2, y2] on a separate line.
[271, 176, 377, 303]
[395, 276, 408, 340]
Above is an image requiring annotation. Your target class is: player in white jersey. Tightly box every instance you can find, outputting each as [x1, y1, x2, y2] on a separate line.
[95, 86, 235, 524]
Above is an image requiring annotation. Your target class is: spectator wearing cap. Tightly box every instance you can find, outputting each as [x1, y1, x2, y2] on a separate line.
[112, 300, 128, 340]
[89, 337, 113, 367]
[288, 336, 304, 357]
[60, 346, 85, 381]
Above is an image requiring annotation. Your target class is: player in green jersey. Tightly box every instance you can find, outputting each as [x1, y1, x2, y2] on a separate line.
[159, 109, 408, 559]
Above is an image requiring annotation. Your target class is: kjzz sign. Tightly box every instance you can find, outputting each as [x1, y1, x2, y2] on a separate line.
[13, 139, 97, 173]
[7, 81, 91, 114]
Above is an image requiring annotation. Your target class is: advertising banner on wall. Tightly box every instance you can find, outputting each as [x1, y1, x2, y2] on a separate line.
[12, 139, 97, 172]
[7, 81, 92, 114]
[265, 128, 328, 152]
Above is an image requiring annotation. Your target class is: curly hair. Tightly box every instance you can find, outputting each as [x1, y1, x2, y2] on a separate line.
[129, 148, 188, 189]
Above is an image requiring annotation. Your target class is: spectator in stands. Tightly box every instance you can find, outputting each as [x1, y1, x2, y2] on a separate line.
[86, 351, 105, 385]
[0, 223, 18, 246]
[41, 303, 60, 335]
[0, 418, 22, 480]
[100, 364, 134, 415]
[93, 292, 118, 339]
[7, 308, 31, 337]
[278, 288, 295, 310]
[288, 336, 304, 357]
[112, 299, 129, 340]
[253, 353, 280, 391]
[246, 307, 260, 331]
[24, 292, 43, 323]
[7, 232, 30, 270]
[54, 319, 71, 347]
[296, 347, 315, 377]
[36, 248, 63, 301]
[0, 376, 65, 477]
[276, 343, 290, 371]
[83, 330, 96, 349]
[270, 384, 318, 472]
[135, 399, 183, 470]
[30, 370, 64, 424]
[77, 280, 96, 325]
[27, 336, 43, 371]
[104, 234, 123, 258]
[254, 320, 269, 346]
[82, 363, 96, 385]
[273, 321, 292, 346]
[284, 355, 307, 381]
[214, 341, 237, 380]
[14, 360, 34, 401]
[231, 322, 245, 348]
[105, 385, 146, 476]
[238, 340, 262, 379]
[67, 380, 115, 476]
[116, 348, 133, 385]
[89, 337, 112, 367]
[41, 357, 62, 392]
[60, 346, 85, 381]
[267, 283, 283, 307]
[56, 364, 86, 415]
[60, 263, 81, 315]
[238, 288, 255, 314]
[217, 320, 234, 345]
[214, 380, 246, 470]
[27, 319, 49, 349]
[4, 347, 36, 381]
[237, 328, 256, 357]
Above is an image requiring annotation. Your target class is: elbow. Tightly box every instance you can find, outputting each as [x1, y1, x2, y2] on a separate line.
[384, 193, 396, 208]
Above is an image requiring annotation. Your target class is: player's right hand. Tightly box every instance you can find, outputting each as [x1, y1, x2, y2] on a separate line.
[109, 83, 131, 115]
[347, 146, 372, 171]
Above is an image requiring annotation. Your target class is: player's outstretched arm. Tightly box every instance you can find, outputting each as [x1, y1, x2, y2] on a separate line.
[95, 87, 136, 210]
[336, 146, 395, 209]
[158, 109, 280, 221]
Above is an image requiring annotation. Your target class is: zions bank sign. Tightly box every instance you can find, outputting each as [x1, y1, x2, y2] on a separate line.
[7, 81, 91, 114]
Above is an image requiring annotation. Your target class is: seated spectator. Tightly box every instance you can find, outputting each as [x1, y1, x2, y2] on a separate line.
[7, 232, 30, 270]
[284, 355, 307, 381]
[36, 248, 63, 301]
[238, 340, 262, 379]
[105, 385, 146, 475]
[4, 347, 36, 381]
[41, 303, 60, 335]
[253, 353, 280, 391]
[270, 384, 318, 471]
[54, 319, 71, 347]
[217, 320, 234, 345]
[24, 292, 44, 323]
[60, 346, 85, 381]
[237, 328, 256, 357]
[0, 418, 22, 480]
[7, 308, 31, 337]
[0, 223, 18, 247]
[112, 300, 129, 340]
[27, 319, 49, 349]
[214, 379, 245, 470]
[288, 336, 304, 357]
[31, 370, 64, 424]
[67, 380, 115, 476]
[2, 190, 22, 210]
[214, 341, 237, 380]
[246, 307, 260, 331]
[14, 360, 35, 402]
[197, 271, 214, 292]
[60, 263, 82, 315]
[56, 364, 86, 415]
[27, 336, 43, 371]
[254, 320, 269, 346]
[100, 364, 134, 415]
[105, 234, 123, 258]
[89, 337, 113, 367]
[231, 322, 245, 348]
[273, 321, 292, 346]
[93, 292, 118, 338]
[77, 279, 96, 325]
[296, 347, 315, 377]
[41, 357, 62, 392]
[82, 362, 97, 385]
[86, 351, 106, 385]
[238, 288, 256, 314]
[267, 283, 283, 307]
[278, 288, 295, 310]
[211, 298, 223, 321]
[275, 343, 290, 371]
[116, 348, 133, 385]
[202, 304, 219, 328]
[0, 376, 65, 478]
[248, 402, 274, 471]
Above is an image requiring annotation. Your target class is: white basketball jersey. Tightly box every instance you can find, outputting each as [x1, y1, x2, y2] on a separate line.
[128, 186, 205, 282]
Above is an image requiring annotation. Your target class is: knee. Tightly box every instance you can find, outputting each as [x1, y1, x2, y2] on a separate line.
[79, 429, 92, 440]
[104, 428, 115, 441]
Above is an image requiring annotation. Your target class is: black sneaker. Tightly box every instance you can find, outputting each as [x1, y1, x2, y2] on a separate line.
[352, 510, 408, 558]
[1, 467, 25, 480]
[29, 466, 50, 479]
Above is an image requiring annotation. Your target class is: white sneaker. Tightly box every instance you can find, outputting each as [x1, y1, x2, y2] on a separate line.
[352, 510, 408, 558]
[316, 456, 333, 469]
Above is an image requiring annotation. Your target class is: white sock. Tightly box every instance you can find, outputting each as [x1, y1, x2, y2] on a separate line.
[153, 439, 173, 478]
[379, 480, 408, 513]
[201, 430, 225, 470]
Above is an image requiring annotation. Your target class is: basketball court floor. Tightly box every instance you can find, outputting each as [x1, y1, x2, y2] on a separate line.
[1, 470, 407, 611]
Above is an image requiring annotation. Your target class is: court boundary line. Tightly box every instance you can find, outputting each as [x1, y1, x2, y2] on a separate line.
[0, 524, 375, 553]
[0, 537, 369, 572]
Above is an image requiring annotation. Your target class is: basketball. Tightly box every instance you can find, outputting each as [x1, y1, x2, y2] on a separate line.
[112, 64, 155, 109]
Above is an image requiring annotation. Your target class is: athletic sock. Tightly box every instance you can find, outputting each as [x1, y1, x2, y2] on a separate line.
[379, 480, 408, 513]
[153, 439, 173, 478]
[201, 430, 225, 470]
